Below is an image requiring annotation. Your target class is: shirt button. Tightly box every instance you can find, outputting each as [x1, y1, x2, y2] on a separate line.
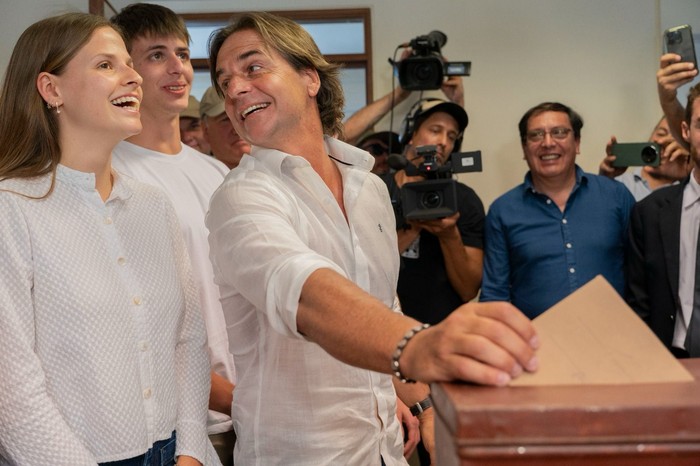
[566, 243, 572, 249]
[546, 199, 552, 205]
[562, 219, 568, 224]
[104, 217, 113, 225]
[117, 257, 126, 266]
[132, 296, 142, 305]
[569, 267, 575, 274]
[143, 388, 152, 399]
[139, 341, 149, 351]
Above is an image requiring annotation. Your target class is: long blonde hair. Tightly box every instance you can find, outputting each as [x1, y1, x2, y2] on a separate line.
[0, 13, 115, 196]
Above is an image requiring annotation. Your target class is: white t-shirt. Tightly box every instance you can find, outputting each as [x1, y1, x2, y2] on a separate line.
[206, 136, 407, 465]
[113, 141, 235, 434]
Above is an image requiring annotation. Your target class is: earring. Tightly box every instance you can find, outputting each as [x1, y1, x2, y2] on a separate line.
[46, 102, 51, 110]
[55, 102, 61, 114]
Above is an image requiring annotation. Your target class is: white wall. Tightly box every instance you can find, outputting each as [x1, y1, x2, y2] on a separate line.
[2, 0, 700, 207]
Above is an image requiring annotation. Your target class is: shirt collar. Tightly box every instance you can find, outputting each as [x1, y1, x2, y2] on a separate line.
[249, 135, 375, 174]
[683, 169, 700, 210]
[55, 164, 95, 191]
[524, 164, 587, 193]
[54, 164, 132, 202]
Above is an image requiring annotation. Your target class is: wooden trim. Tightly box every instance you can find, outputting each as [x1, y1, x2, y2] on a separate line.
[181, 8, 373, 104]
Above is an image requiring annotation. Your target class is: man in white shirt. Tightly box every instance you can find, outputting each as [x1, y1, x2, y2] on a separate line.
[110, 5, 235, 465]
[206, 12, 539, 465]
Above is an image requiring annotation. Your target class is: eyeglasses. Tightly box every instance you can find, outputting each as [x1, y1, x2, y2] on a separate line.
[526, 127, 573, 143]
[362, 143, 389, 157]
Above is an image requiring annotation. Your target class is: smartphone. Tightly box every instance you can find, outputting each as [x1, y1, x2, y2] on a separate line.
[611, 142, 661, 168]
[664, 24, 697, 68]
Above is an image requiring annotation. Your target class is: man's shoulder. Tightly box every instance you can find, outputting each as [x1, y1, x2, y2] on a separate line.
[581, 171, 635, 204]
[489, 183, 527, 210]
[636, 181, 684, 211]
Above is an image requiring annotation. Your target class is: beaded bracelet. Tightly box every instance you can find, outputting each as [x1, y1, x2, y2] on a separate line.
[391, 323, 430, 383]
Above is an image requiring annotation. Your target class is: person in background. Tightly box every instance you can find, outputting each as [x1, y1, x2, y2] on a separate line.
[627, 82, 700, 359]
[343, 48, 464, 147]
[481, 102, 635, 319]
[199, 86, 250, 169]
[656, 51, 698, 150]
[356, 130, 402, 176]
[207, 11, 539, 465]
[598, 116, 690, 201]
[0, 13, 211, 465]
[384, 99, 483, 326]
[180, 95, 212, 155]
[109, 4, 235, 465]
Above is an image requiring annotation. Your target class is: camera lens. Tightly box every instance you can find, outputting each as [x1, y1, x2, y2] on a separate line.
[641, 145, 658, 164]
[415, 63, 435, 82]
[421, 191, 443, 209]
[667, 31, 681, 45]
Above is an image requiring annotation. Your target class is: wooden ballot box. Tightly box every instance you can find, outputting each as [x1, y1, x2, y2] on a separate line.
[432, 359, 700, 466]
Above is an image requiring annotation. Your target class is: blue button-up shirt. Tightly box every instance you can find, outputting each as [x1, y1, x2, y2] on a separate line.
[480, 166, 635, 318]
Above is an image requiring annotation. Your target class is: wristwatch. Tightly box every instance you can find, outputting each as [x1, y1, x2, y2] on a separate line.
[409, 396, 433, 416]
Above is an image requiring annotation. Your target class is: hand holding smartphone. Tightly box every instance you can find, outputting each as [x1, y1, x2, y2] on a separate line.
[664, 24, 697, 68]
[611, 142, 661, 168]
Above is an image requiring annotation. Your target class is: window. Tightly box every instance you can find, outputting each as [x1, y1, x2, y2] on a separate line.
[181, 9, 373, 118]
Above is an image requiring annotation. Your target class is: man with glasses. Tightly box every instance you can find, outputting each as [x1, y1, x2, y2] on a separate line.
[356, 131, 402, 176]
[480, 102, 635, 319]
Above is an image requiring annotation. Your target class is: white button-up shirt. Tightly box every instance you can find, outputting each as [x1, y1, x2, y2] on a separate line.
[206, 137, 407, 466]
[113, 141, 236, 435]
[0, 166, 210, 464]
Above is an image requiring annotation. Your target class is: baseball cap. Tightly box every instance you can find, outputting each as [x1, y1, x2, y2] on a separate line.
[413, 99, 468, 135]
[180, 95, 200, 119]
[356, 131, 403, 155]
[199, 86, 226, 118]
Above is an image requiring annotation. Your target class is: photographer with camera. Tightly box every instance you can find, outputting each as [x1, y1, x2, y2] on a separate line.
[598, 116, 691, 201]
[384, 99, 484, 323]
[480, 102, 635, 319]
[343, 31, 466, 146]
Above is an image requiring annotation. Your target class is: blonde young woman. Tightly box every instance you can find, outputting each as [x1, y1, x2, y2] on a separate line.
[0, 13, 215, 466]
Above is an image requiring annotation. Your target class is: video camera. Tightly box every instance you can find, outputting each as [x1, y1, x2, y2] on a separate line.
[397, 31, 471, 91]
[390, 145, 482, 221]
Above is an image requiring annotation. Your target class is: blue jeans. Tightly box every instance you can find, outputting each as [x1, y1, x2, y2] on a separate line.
[99, 431, 176, 466]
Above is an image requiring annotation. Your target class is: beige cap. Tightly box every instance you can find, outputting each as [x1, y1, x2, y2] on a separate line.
[180, 95, 200, 119]
[200, 86, 226, 118]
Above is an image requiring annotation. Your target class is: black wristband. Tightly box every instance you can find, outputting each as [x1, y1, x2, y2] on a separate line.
[409, 397, 432, 416]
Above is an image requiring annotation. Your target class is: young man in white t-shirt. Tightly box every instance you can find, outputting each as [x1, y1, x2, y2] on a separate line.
[110, 4, 235, 465]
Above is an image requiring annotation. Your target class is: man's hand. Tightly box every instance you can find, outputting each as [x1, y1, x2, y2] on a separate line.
[659, 133, 690, 165]
[176, 455, 202, 466]
[395, 398, 420, 458]
[657, 53, 697, 106]
[399, 301, 539, 385]
[441, 75, 465, 107]
[599, 135, 626, 178]
[417, 408, 435, 465]
[408, 212, 460, 238]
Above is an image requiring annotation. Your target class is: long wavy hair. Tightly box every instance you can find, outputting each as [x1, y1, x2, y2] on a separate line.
[208, 12, 345, 138]
[0, 13, 116, 197]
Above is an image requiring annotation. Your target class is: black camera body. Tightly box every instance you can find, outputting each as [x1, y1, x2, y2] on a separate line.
[399, 145, 482, 221]
[398, 31, 471, 91]
[611, 142, 661, 168]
